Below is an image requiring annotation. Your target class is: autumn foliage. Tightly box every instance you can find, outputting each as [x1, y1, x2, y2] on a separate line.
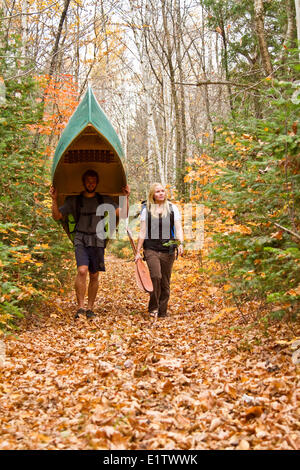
[185, 78, 300, 324]
[0, 28, 76, 332]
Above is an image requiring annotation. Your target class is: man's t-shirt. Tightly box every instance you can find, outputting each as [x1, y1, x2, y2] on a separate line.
[59, 194, 118, 247]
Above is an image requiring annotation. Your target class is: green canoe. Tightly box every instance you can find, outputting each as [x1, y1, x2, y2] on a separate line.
[51, 86, 127, 209]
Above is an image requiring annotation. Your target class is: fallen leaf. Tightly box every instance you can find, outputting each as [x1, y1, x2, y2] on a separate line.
[245, 406, 263, 420]
[237, 439, 250, 450]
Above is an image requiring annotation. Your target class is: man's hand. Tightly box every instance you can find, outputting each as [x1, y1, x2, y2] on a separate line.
[135, 252, 142, 263]
[50, 185, 58, 200]
[122, 185, 130, 197]
[50, 185, 63, 220]
[118, 185, 130, 219]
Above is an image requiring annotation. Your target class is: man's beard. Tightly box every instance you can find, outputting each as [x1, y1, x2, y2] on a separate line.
[84, 184, 96, 193]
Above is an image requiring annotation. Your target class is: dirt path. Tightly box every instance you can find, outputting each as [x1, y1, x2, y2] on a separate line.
[0, 256, 298, 450]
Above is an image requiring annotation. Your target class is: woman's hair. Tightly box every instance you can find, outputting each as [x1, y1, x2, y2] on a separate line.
[146, 183, 169, 217]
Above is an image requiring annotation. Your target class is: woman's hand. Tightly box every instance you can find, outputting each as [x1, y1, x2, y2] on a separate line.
[135, 252, 142, 263]
[178, 243, 184, 256]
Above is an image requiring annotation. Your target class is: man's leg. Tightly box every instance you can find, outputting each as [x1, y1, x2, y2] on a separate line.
[75, 265, 88, 309]
[85, 246, 105, 317]
[74, 244, 90, 312]
[87, 271, 99, 311]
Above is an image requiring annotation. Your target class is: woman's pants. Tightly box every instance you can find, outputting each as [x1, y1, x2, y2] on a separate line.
[144, 249, 175, 316]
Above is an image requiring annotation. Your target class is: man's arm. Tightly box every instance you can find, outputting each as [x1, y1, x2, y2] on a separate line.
[50, 186, 63, 221]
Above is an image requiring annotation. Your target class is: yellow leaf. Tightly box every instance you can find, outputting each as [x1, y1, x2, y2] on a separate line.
[241, 376, 249, 383]
[224, 383, 237, 399]
[237, 439, 250, 450]
[223, 284, 231, 291]
[209, 307, 236, 324]
[209, 312, 224, 324]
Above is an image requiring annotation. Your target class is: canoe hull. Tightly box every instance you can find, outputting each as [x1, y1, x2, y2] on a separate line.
[52, 87, 126, 209]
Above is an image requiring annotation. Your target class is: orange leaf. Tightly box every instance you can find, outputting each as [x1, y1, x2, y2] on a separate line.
[245, 406, 263, 420]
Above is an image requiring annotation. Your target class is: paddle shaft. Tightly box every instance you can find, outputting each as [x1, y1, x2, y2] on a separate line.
[127, 228, 137, 256]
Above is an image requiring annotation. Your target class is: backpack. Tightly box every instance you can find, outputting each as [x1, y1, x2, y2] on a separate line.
[141, 200, 177, 253]
[63, 193, 109, 244]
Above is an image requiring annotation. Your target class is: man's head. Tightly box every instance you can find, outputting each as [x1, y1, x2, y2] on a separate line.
[82, 169, 99, 193]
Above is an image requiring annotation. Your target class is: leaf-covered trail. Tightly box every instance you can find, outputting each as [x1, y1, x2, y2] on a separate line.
[0, 256, 299, 450]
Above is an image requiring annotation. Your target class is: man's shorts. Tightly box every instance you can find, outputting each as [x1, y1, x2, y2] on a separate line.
[75, 245, 105, 273]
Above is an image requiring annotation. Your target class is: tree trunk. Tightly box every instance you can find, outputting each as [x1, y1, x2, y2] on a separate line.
[285, 0, 297, 47]
[21, 0, 29, 62]
[160, 0, 182, 193]
[32, 0, 71, 154]
[295, 0, 300, 51]
[174, 0, 187, 196]
[217, 8, 234, 113]
[49, 0, 71, 77]
[253, 0, 273, 76]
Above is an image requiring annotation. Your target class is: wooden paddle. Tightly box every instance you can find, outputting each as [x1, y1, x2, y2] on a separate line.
[127, 228, 153, 293]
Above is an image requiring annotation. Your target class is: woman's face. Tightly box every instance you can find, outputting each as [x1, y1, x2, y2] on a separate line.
[153, 185, 166, 203]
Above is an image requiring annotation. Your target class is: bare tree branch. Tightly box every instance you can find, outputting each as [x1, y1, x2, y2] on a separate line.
[1, 2, 60, 20]
[175, 80, 259, 88]
[274, 223, 300, 240]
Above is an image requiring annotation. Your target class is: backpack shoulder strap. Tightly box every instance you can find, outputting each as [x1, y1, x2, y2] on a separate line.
[75, 194, 84, 222]
[168, 202, 175, 239]
[95, 192, 103, 205]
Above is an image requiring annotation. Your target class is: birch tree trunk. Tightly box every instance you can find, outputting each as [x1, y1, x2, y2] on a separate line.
[174, 0, 187, 196]
[295, 0, 300, 52]
[253, 0, 273, 76]
[160, 0, 182, 192]
[128, 4, 163, 183]
[285, 0, 297, 47]
[21, 0, 29, 62]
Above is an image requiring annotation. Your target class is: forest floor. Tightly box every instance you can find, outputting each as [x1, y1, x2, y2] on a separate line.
[0, 254, 299, 450]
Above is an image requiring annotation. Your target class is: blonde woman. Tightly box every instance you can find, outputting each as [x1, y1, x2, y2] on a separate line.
[135, 183, 184, 318]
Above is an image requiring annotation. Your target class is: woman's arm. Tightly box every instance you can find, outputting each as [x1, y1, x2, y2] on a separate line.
[175, 219, 184, 256]
[135, 220, 146, 262]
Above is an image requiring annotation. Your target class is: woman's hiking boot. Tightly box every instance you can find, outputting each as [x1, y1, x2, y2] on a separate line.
[158, 311, 168, 318]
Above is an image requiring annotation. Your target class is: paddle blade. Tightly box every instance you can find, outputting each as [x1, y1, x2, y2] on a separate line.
[136, 259, 153, 293]
[134, 263, 145, 291]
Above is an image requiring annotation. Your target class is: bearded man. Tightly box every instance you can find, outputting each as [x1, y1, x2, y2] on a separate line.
[50, 169, 130, 319]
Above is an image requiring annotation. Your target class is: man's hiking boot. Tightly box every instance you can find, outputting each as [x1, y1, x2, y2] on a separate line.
[74, 308, 85, 319]
[86, 309, 96, 319]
